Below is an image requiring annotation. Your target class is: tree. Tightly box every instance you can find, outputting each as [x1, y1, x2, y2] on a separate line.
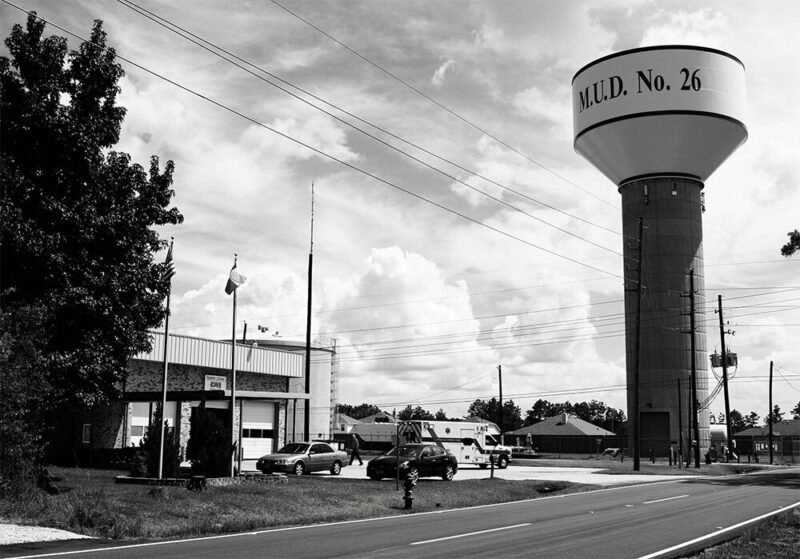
[397, 405, 434, 421]
[743, 411, 760, 428]
[792, 401, 800, 420]
[0, 14, 182, 486]
[434, 409, 449, 420]
[728, 409, 746, 432]
[781, 230, 800, 257]
[186, 406, 231, 477]
[132, 404, 180, 478]
[336, 403, 383, 420]
[1, 13, 183, 404]
[765, 405, 784, 426]
[524, 399, 552, 426]
[466, 398, 522, 432]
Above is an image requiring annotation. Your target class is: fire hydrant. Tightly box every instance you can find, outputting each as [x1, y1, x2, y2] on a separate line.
[403, 472, 417, 509]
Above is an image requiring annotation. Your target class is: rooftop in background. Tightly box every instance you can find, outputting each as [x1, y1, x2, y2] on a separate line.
[733, 419, 800, 438]
[507, 413, 616, 437]
[360, 411, 397, 424]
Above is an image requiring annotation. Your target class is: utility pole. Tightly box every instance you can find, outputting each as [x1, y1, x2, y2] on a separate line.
[717, 295, 733, 460]
[630, 218, 644, 472]
[689, 270, 700, 468]
[497, 365, 504, 445]
[769, 360, 774, 465]
[677, 378, 683, 469]
[679, 271, 700, 468]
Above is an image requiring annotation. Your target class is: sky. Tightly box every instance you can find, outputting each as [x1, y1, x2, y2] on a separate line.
[2, 0, 798, 422]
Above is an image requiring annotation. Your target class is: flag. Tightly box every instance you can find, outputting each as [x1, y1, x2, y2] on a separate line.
[164, 242, 175, 281]
[225, 262, 246, 295]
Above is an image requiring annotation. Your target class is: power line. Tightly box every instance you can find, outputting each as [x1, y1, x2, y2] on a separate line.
[13, 1, 628, 284]
[115, 0, 628, 260]
[269, 0, 621, 214]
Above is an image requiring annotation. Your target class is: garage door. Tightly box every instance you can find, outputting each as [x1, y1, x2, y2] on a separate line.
[129, 401, 177, 447]
[241, 401, 275, 459]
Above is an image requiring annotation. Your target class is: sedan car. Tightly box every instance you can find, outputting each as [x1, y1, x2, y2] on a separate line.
[256, 442, 348, 476]
[367, 444, 458, 481]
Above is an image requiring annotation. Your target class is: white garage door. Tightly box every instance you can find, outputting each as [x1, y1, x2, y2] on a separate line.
[129, 401, 177, 447]
[242, 401, 275, 459]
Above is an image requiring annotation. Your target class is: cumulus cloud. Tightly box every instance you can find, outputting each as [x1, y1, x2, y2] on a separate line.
[640, 9, 730, 48]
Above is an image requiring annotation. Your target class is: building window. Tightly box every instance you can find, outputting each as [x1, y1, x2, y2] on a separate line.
[131, 425, 145, 437]
[82, 424, 92, 444]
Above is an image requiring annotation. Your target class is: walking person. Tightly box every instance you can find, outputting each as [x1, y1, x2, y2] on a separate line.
[349, 433, 363, 466]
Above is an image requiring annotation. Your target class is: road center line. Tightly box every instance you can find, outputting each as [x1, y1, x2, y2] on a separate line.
[643, 494, 689, 505]
[411, 523, 531, 546]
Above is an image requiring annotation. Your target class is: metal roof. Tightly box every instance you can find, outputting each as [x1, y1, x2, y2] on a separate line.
[133, 331, 303, 377]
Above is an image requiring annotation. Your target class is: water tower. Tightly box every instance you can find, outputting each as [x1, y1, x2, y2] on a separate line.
[572, 46, 747, 458]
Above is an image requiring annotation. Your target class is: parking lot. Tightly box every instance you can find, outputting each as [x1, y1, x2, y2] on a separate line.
[243, 458, 693, 486]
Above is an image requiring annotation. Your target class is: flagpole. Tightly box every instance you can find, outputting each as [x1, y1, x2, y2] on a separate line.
[304, 182, 314, 441]
[157, 237, 174, 480]
[231, 253, 238, 478]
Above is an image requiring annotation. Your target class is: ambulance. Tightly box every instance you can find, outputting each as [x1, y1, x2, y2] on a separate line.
[397, 420, 512, 469]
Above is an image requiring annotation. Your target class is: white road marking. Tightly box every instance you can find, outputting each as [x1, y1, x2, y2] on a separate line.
[643, 494, 689, 505]
[411, 523, 531, 546]
[637, 501, 800, 559]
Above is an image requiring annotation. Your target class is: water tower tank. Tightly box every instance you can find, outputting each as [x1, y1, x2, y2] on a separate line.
[572, 46, 747, 458]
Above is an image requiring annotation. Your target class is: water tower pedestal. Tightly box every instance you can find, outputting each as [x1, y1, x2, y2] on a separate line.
[621, 177, 709, 457]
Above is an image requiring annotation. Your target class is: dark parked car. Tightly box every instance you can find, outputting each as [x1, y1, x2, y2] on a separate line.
[367, 444, 458, 481]
[256, 442, 347, 475]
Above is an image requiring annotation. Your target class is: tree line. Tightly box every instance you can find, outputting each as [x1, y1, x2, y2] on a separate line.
[338, 398, 628, 435]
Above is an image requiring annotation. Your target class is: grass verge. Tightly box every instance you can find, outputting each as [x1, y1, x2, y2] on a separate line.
[681, 506, 800, 559]
[0, 467, 591, 541]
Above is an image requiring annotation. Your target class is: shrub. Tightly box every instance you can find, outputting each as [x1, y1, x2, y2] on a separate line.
[130, 404, 181, 478]
[186, 406, 232, 477]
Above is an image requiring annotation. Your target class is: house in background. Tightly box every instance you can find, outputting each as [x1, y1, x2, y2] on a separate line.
[331, 412, 361, 436]
[732, 419, 800, 463]
[506, 413, 616, 456]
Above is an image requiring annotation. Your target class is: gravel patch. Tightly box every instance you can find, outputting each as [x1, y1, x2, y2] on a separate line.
[0, 523, 93, 545]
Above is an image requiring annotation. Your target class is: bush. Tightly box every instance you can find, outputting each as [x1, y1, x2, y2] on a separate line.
[128, 452, 148, 478]
[130, 404, 181, 478]
[186, 406, 232, 477]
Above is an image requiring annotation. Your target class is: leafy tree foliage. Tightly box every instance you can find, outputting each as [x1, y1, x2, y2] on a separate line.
[743, 411, 760, 428]
[336, 403, 383, 420]
[727, 409, 746, 432]
[0, 14, 182, 486]
[765, 405, 784, 426]
[466, 398, 523, 432]
[781, 230, 800, 257]
[522, 399, 626, 434]
[1, 14, 183, 408]
[130, 405, 180, 478]
[792, 401, 800, 420]
[186, 406, 231, 477]
[397, 405, 435, 421]
[0, 306, 52, 493]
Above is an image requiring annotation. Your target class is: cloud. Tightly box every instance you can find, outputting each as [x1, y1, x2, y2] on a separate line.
[431, 58, 456, 86]
[640, 9, 730, 48]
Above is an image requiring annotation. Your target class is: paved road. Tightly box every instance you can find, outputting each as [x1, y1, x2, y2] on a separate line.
[9, 468, 799, 559]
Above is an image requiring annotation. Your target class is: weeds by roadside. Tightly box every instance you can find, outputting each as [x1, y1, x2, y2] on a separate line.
[0, 467, 585, 541]
[682, 507, 800, 559]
